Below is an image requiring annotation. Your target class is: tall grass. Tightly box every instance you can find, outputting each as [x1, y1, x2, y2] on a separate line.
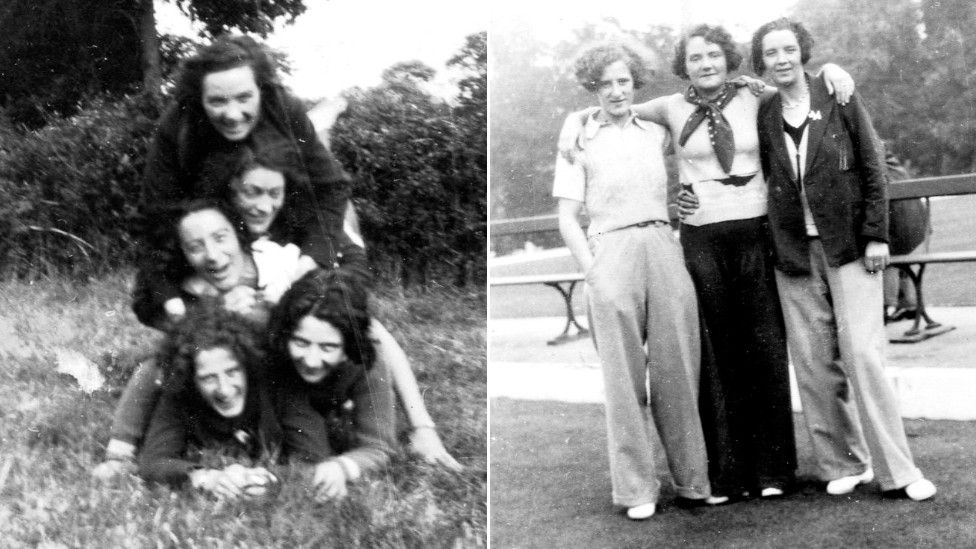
[0, 273, 486, 547]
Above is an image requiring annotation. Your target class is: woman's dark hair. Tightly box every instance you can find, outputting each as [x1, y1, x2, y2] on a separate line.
[574, 42, 649, 92]
[750, 18, 815, 75]
[197, 141, 311, 238]
[268, 268, 374, 379]
[156, 197, 252, 283]
[672, 24, 743, 80]
[172, 34, 282, 130]
[157, 303, 265, 397]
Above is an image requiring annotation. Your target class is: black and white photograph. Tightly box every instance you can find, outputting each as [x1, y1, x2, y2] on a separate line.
[0, 1, 485, 546]
[489, 0, 976, 546]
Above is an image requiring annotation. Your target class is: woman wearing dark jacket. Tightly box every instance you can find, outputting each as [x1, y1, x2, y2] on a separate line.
[754, 17, 935, 501]
[135, 34, 361, 327]
[138, 306, 303, 498]
[268, 268, 396, 501]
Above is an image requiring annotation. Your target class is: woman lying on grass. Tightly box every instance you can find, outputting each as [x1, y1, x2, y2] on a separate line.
[96, 195, 457, 481]
[138, 305, 286, 498]
[268, 268, 396, 500]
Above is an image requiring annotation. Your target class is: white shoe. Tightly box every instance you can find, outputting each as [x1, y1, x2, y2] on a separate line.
[626, 503, 656, 520]
[705, 495, 729, 505]
[760, 487, 784, 498]
[904, 478, 936, 501]
[826, 467, 874, 495]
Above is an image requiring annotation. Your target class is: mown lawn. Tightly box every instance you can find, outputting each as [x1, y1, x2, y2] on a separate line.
[0, 273, 486, 547]
[491, 398, 976, 549]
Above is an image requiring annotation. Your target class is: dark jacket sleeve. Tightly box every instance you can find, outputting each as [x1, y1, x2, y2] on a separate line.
[273, 93, 352, 257]
[342, 361, 396, 474]
[133, 108, 188, 318]
[839, 92, 889, 243]
[138, 393, 197, 486]
[276, 386, 333, 463]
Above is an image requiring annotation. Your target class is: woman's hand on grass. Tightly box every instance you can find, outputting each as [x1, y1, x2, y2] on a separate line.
[410, 427, 463, 472]
[312, 460, 348, 501]
[189, 467, 246, 500]
[163, 298, 187, 322]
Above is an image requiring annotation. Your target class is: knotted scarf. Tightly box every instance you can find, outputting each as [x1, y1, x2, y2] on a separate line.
[678, 82, 737, 174]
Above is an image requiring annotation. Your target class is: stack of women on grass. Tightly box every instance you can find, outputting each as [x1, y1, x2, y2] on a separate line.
[92, 34, 462, 500]
[556, 17, 936, 520]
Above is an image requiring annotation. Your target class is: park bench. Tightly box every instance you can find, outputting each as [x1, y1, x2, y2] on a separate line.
[887, 173, 976, 342]
[491, 172, 976, 345]
[489, 216, 589, 345]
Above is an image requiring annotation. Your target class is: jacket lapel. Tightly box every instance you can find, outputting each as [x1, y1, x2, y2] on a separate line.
[761, 94, 796, 186]
[803, 73, 833, 177]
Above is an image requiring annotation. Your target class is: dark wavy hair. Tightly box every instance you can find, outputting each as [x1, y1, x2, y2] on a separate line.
[750, 18, 815, 75]
[574, 42, 649, 92]
[172, 35, 283, 132]
[267, 268, 374, 381]
[672, 24, 743, 80]
[157, 303, 265, 398]
[156, 198, 252, 284]
[196, 141, 313, 242]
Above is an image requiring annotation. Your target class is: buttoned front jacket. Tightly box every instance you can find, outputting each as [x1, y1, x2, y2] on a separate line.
[758, 75, 889, 275]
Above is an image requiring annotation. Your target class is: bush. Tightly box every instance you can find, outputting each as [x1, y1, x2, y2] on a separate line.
[0, 93, 159, 277]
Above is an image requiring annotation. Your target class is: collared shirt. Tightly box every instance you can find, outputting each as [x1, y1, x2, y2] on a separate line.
[552, 110, 670, 236]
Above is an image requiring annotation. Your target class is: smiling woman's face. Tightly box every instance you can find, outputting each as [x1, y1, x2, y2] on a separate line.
[287, 315, 348, 384]
[194, 347, 247, 418]
[178, 208, 246, 291]
[685, 36, 728, 96]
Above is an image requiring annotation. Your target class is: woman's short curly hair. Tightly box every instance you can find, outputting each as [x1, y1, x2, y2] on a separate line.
[672, 24, 743, 80]
[172, 34, 282, 128]
[155, 198, 251, 284]
[574, 43, 649, 92]
[750, 18, 815, 75]
[268, 268, 375, 380]
[157, 303, 265, 398]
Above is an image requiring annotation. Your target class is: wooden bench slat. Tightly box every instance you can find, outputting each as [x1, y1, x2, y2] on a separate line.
[489, 273, 584, 286]
[890, 250, 976, 265]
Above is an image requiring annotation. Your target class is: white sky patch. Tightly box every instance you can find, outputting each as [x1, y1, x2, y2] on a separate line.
[156, 0, 485, 101]
[491, 0, 797, 42]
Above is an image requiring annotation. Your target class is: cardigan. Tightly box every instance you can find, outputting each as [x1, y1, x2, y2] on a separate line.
[758, 74, 889, 275]
[275, 358, 395, 475]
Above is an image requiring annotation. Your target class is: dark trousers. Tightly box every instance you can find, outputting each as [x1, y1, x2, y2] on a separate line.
[681, 216, 796, 494]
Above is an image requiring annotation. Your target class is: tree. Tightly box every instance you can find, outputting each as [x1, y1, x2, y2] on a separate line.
[0, 0, 307, 127]
[447, 32, 488, 286]
[330, 36, 487, 288]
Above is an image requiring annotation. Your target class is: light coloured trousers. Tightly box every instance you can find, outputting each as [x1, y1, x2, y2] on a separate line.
[775, 240, 922, 490]
[586, 224, 711, 506]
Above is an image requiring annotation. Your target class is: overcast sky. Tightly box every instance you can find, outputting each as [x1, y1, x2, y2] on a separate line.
[156, 0, 486, 100]
[491, 0, 798, 42]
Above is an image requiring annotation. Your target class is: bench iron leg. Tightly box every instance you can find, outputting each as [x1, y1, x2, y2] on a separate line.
[891, 264, 955, 343]
[544, 281, 589, 345]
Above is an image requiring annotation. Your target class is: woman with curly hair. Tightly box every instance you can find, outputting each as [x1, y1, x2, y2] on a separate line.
[558, 25, 856, 502]
[137, 305, 287, 498]
[268, 268, 395, 501]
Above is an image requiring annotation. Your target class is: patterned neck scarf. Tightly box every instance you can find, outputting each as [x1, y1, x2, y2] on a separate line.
[678, 82, 737, 174]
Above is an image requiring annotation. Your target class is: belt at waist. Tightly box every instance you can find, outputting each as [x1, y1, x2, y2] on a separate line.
[619, 219, 669, 231]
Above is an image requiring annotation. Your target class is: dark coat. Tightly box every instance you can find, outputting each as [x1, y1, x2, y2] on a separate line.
[758, 74, 889, 275]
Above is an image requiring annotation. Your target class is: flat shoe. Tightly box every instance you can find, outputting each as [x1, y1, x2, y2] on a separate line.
[826, 467, 874, 495]
[882, 478, 938, 501]
[760, 487, 784, 498]
[627, 502, 656, 520]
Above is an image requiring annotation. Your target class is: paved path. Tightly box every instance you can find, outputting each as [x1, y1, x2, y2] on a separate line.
[489, 307, 976, 420]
